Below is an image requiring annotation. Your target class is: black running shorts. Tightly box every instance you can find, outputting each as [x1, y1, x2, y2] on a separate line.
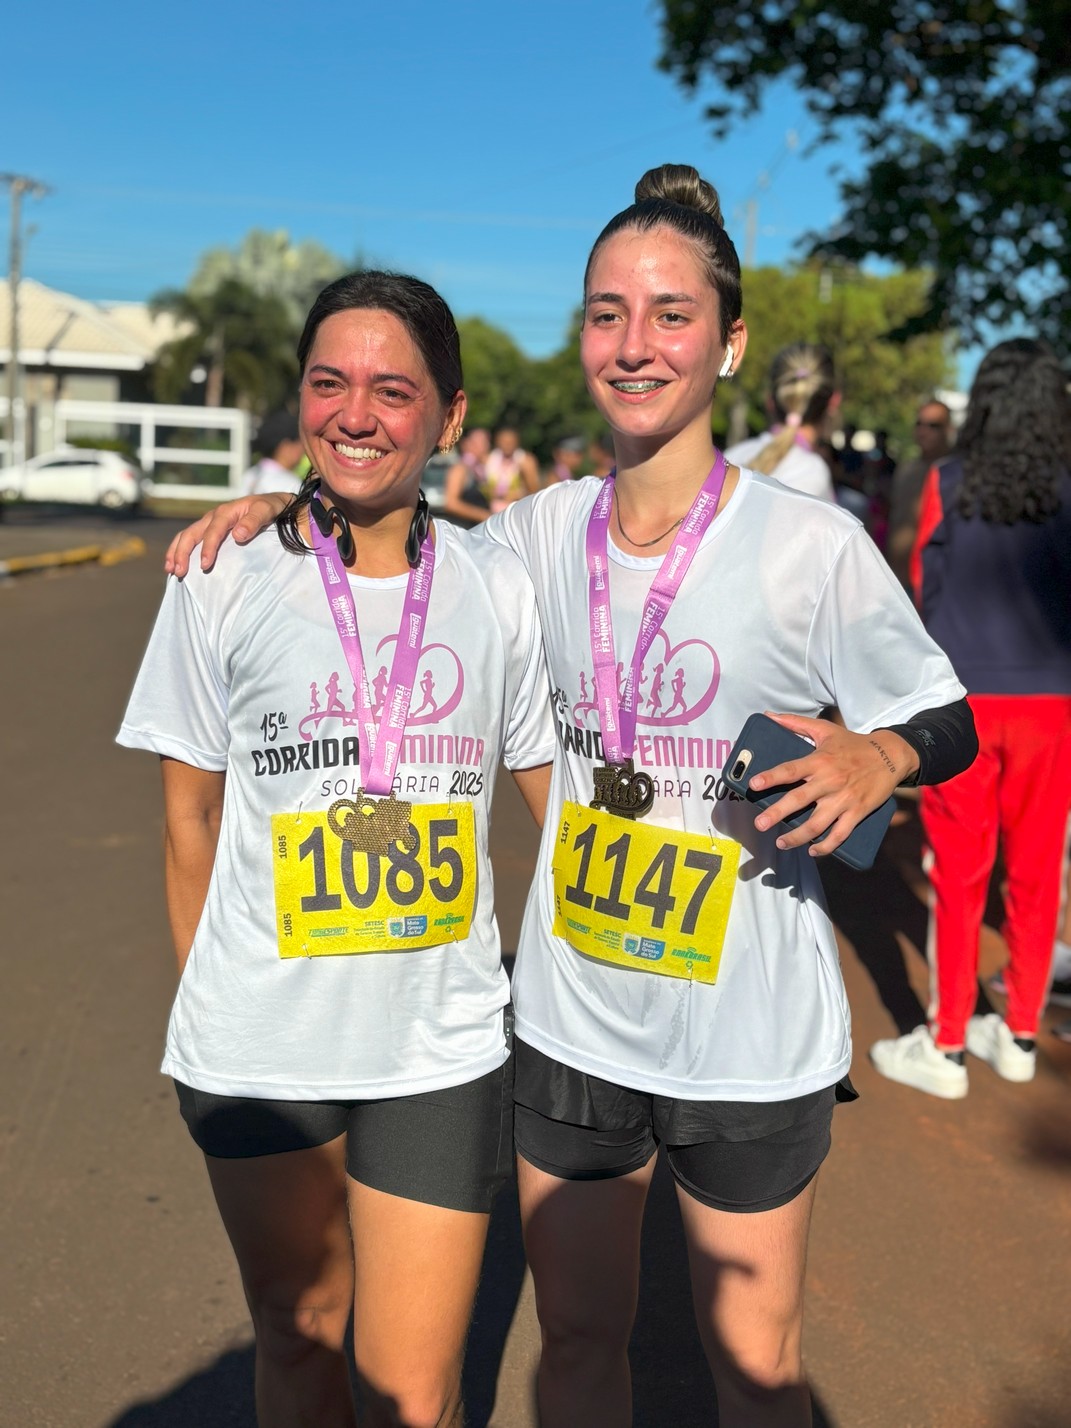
[175, 1057, 514, 1214]
[513, 1038, 844, 1214]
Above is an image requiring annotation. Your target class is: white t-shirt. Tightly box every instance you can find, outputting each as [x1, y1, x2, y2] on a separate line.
[240, 458, 303, 497]
[118, 524, 555, 1100]
[474, 470, 964, 1102]
[724, 433, 835, 501]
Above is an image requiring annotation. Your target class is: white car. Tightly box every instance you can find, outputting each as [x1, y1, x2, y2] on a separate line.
[0, 448, 144, 509]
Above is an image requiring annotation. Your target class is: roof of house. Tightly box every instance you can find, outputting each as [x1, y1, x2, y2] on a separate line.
[0, 279, 184, 371]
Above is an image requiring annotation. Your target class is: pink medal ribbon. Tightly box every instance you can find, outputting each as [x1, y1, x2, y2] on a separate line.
[311, 513, 435, 851]
[584, 453, 728, 818]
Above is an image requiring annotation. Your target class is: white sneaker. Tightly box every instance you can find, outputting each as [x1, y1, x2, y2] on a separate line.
[965, 1013, 1036, 1082]
[869, 1025, 968, 1099]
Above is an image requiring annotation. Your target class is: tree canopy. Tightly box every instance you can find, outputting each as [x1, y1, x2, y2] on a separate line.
[148, 229, 952, 456]
[150, 278, 297, 413]
[658, 1, 1071, 348]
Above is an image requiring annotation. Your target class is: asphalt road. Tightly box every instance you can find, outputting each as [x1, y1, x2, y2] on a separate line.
[2, 509, 1069, 1427]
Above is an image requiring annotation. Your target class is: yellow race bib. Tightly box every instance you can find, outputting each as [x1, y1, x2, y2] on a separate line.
[551, 802, 740, 984]
[272, 802, 476, 958]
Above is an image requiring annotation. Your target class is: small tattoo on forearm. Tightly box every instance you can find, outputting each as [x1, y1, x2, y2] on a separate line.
[869, 740, 897, 774]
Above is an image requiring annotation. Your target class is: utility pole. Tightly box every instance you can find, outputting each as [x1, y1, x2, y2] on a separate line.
[2, 173, 50, 466]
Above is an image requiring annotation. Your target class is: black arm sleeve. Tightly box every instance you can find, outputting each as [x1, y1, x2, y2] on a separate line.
[884, 697, 978, 788]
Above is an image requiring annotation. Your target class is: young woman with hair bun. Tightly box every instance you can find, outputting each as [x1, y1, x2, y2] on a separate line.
[724, 343, 838, 501]
[166, 165, 976, 1427]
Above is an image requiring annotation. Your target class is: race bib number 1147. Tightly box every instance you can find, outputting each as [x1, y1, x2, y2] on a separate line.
[551, 802, 740, 984]
[272, 803, 476, 958]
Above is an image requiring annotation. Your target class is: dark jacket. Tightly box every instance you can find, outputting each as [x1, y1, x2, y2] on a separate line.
[913, 456, 1071, 695]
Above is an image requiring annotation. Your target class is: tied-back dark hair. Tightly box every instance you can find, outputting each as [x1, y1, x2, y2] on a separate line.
[278, 269, 463, 554]
[955, 338, 1070, 524]
[584, 163, 742, 343]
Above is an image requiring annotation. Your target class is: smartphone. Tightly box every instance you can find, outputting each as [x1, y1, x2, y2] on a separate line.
[718, 713, 896, 871]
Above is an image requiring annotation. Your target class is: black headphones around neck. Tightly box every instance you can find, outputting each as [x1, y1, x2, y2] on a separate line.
[309, 481, 431, 569]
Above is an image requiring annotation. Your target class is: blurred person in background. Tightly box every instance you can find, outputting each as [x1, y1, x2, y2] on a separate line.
[443, 425, 492, 526]
[830, 423, 870, 522]
[861, 428, 896, 551]
[241, 411, 306, 496]
[724, 343, 837, 501]
[886, 400, 954, 587]
[991, 834, 1071, 1029]
[586, 429, 615, 479]
[871, 339, 1071, 1098]
[484, 425, 541, 510]
[547, 434, 587, 482]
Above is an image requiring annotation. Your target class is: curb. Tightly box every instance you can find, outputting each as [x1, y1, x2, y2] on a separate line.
[0, 536, 146, 578]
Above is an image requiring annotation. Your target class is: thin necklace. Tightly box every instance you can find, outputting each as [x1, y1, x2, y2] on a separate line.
[614, 491, 685, 548]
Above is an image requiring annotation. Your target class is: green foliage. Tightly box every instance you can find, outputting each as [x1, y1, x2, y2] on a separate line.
[726, 264, 953, 450]
[458, 311, 605, 462]
[462, 278, 949, 461]
[456, 317, 532, 432]
[658, 0, 1071, 348]
[524, 311, 609, 457]
[66, 434, 139, 463]
[150, 278, 299, 415]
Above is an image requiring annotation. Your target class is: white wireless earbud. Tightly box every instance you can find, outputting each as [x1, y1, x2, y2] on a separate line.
[718, 347, 734, 379]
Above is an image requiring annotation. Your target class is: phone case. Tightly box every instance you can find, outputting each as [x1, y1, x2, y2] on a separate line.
[718, 713, 895, 871]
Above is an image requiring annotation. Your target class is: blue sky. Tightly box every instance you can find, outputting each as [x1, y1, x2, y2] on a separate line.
[6, 0, 856, 358]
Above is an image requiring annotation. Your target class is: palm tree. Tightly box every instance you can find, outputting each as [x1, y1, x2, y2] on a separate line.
[150, 278, 299, 415]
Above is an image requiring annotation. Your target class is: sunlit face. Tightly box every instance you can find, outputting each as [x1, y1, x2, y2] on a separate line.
[300, 308, 463, 516]
[581, 227, 744, 450]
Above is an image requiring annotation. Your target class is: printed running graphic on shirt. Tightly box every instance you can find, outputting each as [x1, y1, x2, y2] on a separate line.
[551, 803, 740, 984]
[551, 623, 740, 805]
[249, 633, 489, 798]
[272, 802, 477, 957]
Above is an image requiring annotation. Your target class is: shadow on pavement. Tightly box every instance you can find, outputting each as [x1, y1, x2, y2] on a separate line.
[107, 1346, 256, 1427]
[824, 805, 1022, 1038]
[821, 816, 930, 1034]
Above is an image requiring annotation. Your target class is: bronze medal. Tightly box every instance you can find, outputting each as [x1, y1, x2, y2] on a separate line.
[590, 758, 655, 821]
[329, 792, 416, 855]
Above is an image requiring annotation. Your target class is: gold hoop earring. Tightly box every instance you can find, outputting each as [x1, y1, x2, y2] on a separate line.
[438, 424, 463, 453]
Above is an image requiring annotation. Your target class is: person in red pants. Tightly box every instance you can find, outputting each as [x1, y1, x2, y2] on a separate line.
[871, 339, 1071, 1098]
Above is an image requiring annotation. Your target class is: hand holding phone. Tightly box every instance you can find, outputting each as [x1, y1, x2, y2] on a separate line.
[717, 712, 898, 870]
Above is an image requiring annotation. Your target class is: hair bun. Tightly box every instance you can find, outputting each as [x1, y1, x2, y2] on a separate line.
[635, 164, 723, 225]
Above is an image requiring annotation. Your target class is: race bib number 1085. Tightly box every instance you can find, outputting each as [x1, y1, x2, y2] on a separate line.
[552, 802, 740, 984]
[272, 803, 476, 958]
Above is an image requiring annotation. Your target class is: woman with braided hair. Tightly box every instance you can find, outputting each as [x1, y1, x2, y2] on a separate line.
[724, 342, 837, 501]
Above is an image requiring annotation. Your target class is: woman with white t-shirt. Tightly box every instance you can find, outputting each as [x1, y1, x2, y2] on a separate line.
[724, 342, 838, 501]
[166, 168, 977, 1427]
[122, 271, 554, 1428]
